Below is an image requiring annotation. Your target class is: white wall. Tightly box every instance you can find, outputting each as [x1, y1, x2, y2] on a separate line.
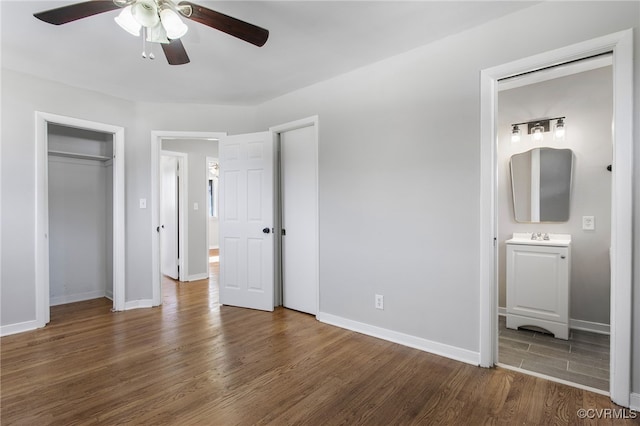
[498, 66, 613, 326]
[1, 71, 136, 326]
[251, 1, 640, 391]
[0, 70, 254, 326]
[2, 0, 639, 396]
[162, 139, 219, 279]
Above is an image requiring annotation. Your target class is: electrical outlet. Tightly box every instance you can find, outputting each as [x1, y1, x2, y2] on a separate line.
[375, 294, 384, 310]
[139, 198, 147, 209]
[582, 216, 595, 230]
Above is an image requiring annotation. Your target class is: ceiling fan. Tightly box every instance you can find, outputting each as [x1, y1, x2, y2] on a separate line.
[33, 0, 269, 65]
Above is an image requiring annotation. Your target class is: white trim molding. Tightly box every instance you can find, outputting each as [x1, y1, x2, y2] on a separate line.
[0, 320, 41, 337]
[570, 319, 610, 336]
[318, 312, 480, 366]
[35, 112, 126, 330]
[479, 29, 633, 407]
[124, 299, 155, 310]
[187, 273, 209, 282]
[50, 290, 107, 307]
[498, 307, 610, 335]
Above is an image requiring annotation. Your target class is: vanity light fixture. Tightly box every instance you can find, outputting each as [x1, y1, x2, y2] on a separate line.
[510, 117, 566, 143]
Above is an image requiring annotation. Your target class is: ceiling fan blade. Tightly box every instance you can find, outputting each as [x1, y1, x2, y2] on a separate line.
[34, 1, 121, 25]
[161, 39, 191, 65]
[178, 1, 269, 47]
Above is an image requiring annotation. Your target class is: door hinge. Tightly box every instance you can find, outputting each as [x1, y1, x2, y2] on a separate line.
[281, 229, 286, 236]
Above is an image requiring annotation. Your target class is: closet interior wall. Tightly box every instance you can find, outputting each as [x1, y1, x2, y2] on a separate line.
[47, 124, 114, 306]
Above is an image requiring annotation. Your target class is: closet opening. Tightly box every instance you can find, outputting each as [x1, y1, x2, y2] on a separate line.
[47, 124, 115, 308]
[35, 112, 125, 327]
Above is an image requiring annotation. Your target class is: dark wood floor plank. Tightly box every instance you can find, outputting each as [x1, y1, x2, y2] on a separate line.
[2, 276, 636, 425]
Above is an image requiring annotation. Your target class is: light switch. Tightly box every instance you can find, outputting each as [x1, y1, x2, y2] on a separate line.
[582, 216, 595, 230]
[139, 198, 147, 209]
[193, 202, 199, 211]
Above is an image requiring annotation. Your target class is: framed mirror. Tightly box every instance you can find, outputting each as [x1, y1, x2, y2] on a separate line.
[510, 147, 573, 223]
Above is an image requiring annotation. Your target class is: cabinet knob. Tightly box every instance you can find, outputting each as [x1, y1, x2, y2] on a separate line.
[560, 255, 566, 259]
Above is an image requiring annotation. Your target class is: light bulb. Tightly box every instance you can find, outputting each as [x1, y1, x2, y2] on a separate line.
[531, 124, 544, 142]
[132, 0, 160, 28]
[554, 118, 565, 140]
[511, 125, 521, 143]
[115, 6, 141, 36]
[160, 8, 189, 39]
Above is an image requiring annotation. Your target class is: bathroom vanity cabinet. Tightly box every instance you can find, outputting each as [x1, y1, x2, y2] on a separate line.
[506, 234, 571, 340]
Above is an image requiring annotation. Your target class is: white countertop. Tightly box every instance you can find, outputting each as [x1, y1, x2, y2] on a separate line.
[506, 232, 571, 247]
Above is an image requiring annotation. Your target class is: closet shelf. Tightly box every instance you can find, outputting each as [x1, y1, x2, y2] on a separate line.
[48, 150, 112, 162]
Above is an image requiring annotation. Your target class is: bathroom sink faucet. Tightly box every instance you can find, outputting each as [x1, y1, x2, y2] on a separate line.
[531, 232, 550, 241]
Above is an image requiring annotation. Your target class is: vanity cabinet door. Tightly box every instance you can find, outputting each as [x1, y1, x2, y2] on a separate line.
[506, 244, 570, 325]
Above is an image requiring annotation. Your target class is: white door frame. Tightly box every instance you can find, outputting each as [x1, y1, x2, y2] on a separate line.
[270, 116, 320, 316]
[35, 112, 126, 323]
[160, 150, 187, 282]
[151, 131, 226, 306]
[479, 29, 633, 407]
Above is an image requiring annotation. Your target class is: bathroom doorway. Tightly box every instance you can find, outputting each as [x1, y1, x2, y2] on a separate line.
[496, 56, 613, 392]
[479, 30, 633, 407]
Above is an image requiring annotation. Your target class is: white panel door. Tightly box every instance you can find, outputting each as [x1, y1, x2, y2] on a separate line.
[219, 132, 274, 311]
[281, 126, 317, 315]
[160, 155, 178, 279]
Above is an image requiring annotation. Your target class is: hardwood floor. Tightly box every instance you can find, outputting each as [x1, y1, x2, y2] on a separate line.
[2, 270, 636, 425]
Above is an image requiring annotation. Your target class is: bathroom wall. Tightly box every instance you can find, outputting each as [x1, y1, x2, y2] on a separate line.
[498, 66, 613, 327]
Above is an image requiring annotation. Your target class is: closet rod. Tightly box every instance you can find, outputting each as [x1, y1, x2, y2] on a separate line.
[48, 150, 111, 162]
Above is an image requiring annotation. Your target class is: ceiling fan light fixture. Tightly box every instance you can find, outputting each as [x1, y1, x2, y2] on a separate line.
[147, 22, 170, 44]
[160, 8, 189, 39]
[132, 0, 160, 28]
[114, 5, 141, 36]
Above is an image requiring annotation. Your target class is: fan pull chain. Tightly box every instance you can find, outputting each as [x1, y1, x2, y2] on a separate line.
[141, 27, 147, 58]
[140, 27, 155, 60]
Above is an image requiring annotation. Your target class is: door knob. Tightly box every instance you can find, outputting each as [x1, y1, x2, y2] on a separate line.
[262, 227, 270, 234]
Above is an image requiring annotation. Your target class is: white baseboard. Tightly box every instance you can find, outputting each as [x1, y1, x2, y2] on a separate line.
[124, 299, 154, 310]
[317, 312, 480, 366]
[0, 319, 41, 337]
[569, 318, 610, 335]
[50, 290, 106, 306]
[187, 273, 208, 282]
[630, 393, 640, 411]
[498, 307, 610, 335]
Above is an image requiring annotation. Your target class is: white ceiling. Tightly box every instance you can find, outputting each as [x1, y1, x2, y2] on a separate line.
[1, 1, 537, 105]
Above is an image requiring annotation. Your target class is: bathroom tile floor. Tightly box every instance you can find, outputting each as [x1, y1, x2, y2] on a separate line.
[498, 316, 609, 391]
